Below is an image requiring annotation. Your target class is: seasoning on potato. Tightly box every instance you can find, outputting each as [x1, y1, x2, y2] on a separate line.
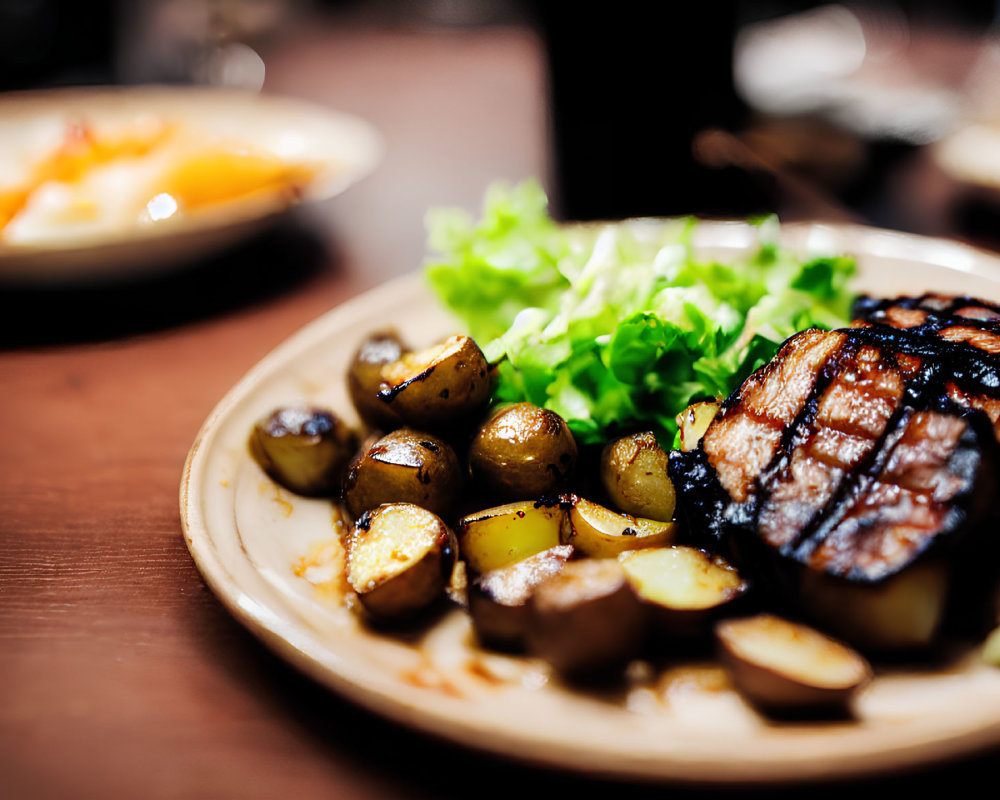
[347, 328, 408, 432]
[467, 402, 578, 500]
[345, 502, 457, 621]
[377, 333, 491, 430]
[342, 427, 463, 519]
[457, 498, 569, 575]
[599, 431, 675, 521]
[248, 405, 359, 496]
[562, 494, 676, 558]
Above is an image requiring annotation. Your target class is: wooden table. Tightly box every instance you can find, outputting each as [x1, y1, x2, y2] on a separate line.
[3, 10, 999, 799]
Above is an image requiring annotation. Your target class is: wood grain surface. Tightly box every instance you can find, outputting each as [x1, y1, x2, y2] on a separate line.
[2, 8, 999, 799]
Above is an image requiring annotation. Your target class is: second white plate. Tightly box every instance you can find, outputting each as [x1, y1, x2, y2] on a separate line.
[0, 85, 383, 282]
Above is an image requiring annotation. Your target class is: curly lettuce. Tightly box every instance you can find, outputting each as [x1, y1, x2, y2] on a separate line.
[424, 179, 856, 447]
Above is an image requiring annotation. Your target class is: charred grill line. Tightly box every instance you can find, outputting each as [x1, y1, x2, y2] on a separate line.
[750, 334, 861, 557]
[853, 293, 1000, 321]
[790, 402, 915, 579]
[848, 324, 1000, 400]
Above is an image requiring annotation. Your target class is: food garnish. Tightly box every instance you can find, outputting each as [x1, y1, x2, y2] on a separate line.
[424, 179, 856, 446]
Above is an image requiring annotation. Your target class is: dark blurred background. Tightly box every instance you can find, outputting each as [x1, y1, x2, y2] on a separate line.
[3, 1, 1000, 237]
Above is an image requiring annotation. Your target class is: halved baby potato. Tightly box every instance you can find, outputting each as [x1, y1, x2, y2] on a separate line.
[467, 402, 578, 500]
[562, 495, 676, 558]
[457, 499, 568, 575]
[248, 405, 359, 496]
[525, 557, 648, 680]
[599, 431, 675, 521]
[715, 613, 873, 715]
[377, 334, 491, 430]
[342, 427, 463, 519]
[676, 400, 720, 451]
[467, 544, 575, 651]
[346, 328, 408, 431]
[345, 502, 457, 621]
[619, 545, 748, 637]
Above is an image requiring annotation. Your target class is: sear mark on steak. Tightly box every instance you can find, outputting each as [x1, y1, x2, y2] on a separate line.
[669, 319, 1000, 590]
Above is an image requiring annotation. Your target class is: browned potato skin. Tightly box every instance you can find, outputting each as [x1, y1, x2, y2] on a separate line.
[715, 614, 873, 716]
[347, 329, 407, 431]
[525, 558, 647, 680]
[468, 402, 578, 500]
[249, 405, 359, 496]
[468, 544, 575, 651]
[599, 431, 675, 521]
[378, 334, 491, 431]
[346, 503, 457, 621]
[342, 428, 462, 519]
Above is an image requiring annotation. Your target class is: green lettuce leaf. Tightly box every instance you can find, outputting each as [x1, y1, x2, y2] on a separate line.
[423, 179, 856, 447]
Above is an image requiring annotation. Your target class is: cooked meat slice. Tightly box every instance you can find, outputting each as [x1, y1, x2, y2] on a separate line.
[701, 328, 846, 505]
[670, 324, 1000, 586]
[797, 408, 991, 582]
[853, 293, 1000, 324]
[672, 297, 1000, 649]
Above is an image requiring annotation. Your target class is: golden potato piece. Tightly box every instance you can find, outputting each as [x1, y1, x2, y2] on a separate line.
[346, 503, 457, 621]
[619, 545, 747, 637]
[457, 499, 568, 575]
[525, 558, 648, 680]
[468, 402, 578, 500]
[599, 431, 675, 521]
[346, 328, 407, 431]
[676, 400, 720, 451]
[377, 334, 491, 430]
[249, 405, 358, 496]
[342, 428, 462, 519]
[562, 495, 676, 558]
[467, 544, 575, 651]
[715, 613, 872, 715]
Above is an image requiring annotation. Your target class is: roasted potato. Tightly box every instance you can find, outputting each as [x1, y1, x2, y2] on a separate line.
[525, 557, 648, 680]
[468, 402, 578, 500]
[561, 495, 676, 558]
[715, 613, 872, 716]
[342, 428, 462, 519]
[619, 546, 748, 637]
[345, 502, 457, 621]
[346, 328, 408, 431]
[599, 431, 675, 521]
[676, 400, 720, 451]
[457, 498, 568, 575]
[377, 334, 491, 430]
[468, 544, 575, 651]
[248, 405, 358, 496]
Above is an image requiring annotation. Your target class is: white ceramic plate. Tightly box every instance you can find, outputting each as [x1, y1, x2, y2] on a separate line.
[180, 220, 1000, 785]
[0, 85, 382, 282]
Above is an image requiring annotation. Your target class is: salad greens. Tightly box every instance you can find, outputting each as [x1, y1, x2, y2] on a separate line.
[424, 179, 856, 447]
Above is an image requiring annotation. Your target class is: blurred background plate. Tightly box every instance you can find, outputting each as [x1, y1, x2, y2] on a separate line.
[0, 85, 382, 283]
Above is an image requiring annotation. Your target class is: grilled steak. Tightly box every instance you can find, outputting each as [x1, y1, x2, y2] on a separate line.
[669, 310, 1000, 650]
[853, 293, 1000, 437]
